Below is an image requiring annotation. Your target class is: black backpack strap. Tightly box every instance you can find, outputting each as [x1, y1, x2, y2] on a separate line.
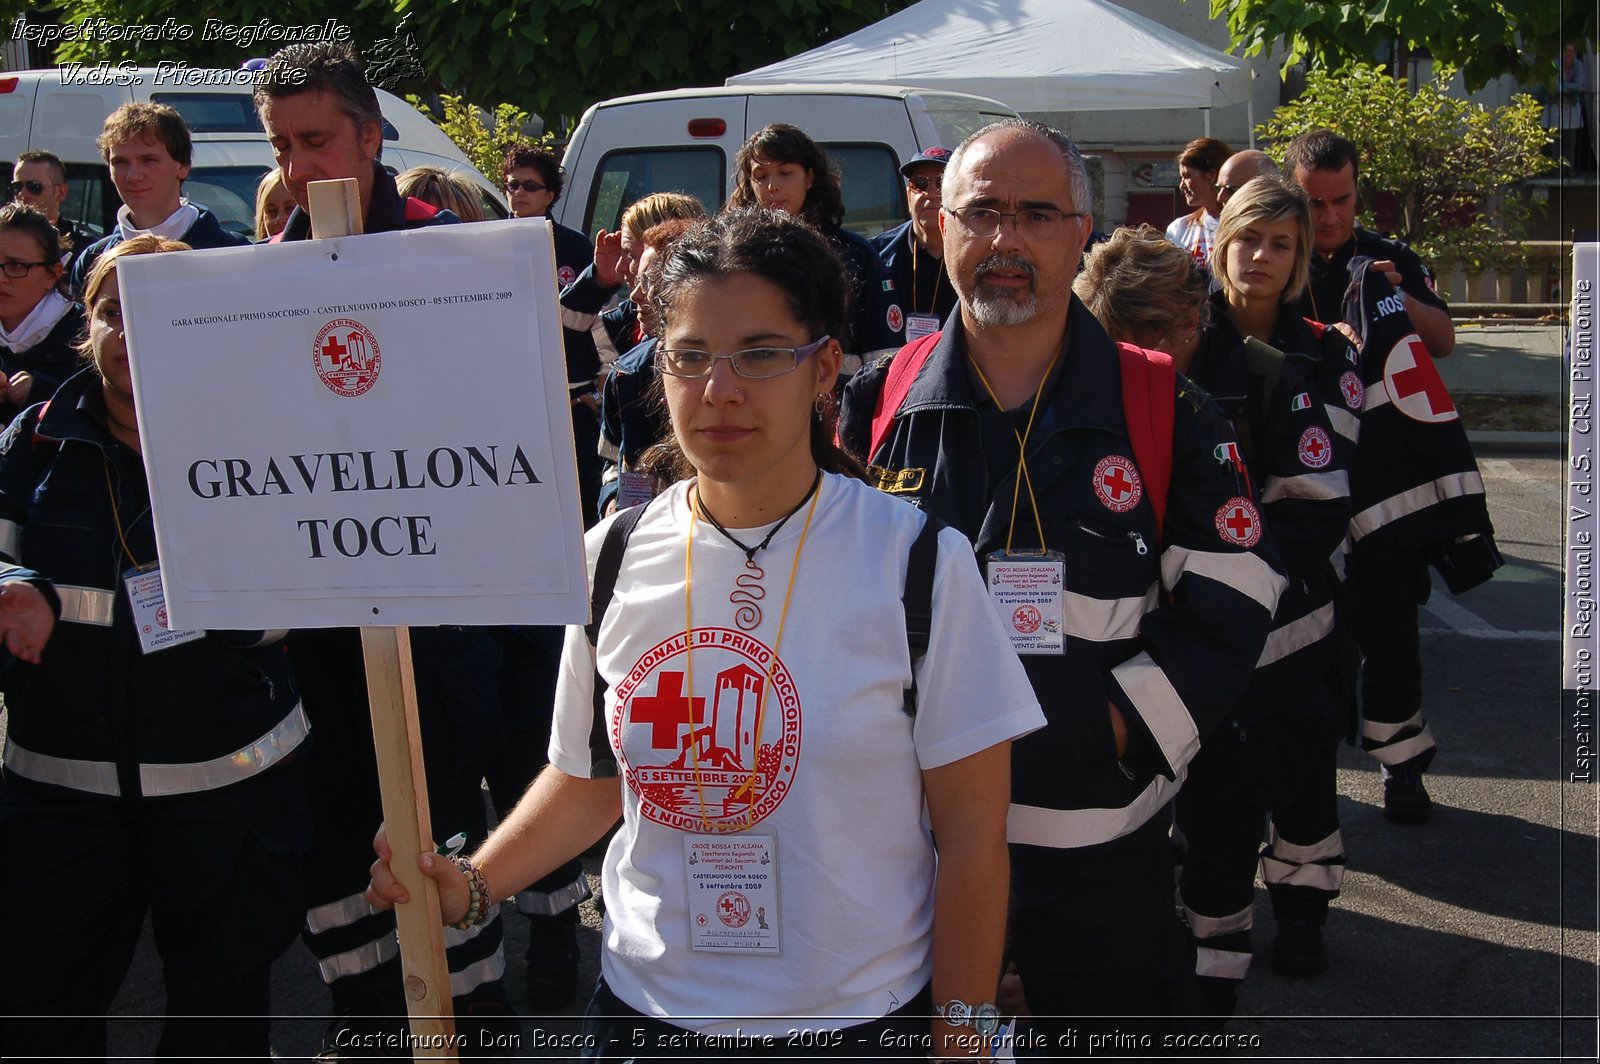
[584, 500, 652, 777]
[901, 511, 943, 717]
[1239, 336, 1287, 475]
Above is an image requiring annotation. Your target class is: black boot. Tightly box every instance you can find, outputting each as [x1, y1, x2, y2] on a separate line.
[1271, 918, 1327, 976]
[1382, 758, 1433, 825]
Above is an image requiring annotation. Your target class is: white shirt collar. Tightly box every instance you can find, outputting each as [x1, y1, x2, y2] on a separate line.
[116, 199, 199, 242]
[0, 290, 72, 352]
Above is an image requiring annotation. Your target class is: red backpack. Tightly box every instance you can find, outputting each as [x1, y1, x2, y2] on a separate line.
[866, 332, 1176, 539]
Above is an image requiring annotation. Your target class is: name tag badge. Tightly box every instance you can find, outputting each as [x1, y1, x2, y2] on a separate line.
[986, 549, 1066, 655]
[617, 471, 656, 510]
[684, 834, 780, 955]
[905, 314, 940, 343]
[123, 565, 205, 654]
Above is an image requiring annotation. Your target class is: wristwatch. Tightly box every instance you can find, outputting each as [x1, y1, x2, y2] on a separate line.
[934, 998, 1001, 1037]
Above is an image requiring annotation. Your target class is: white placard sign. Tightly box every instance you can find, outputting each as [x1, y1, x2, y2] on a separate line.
[119, 219, 588, 629]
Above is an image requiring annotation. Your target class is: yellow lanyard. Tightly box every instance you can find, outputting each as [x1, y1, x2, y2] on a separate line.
[683, 476, 822, 831]
[910, 238, 944, 316]
[102, 454, 144, 570]
[968, 350, 1060, 555]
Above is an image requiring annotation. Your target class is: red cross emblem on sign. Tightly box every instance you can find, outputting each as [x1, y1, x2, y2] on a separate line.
[1093, 455, 1142, 513]
[1339, 370, 1364, 410]
[1297, 426, 1333, 470]
[1214, 496, 1262, 547]
[1385, 334, 1458, 423]
[313, 318, 382, 397]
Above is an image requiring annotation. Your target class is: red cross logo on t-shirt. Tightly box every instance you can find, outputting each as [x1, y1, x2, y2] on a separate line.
[630, 671, 705, 749]
[1093, 455, 1143, 513]
[1385, 334, 1458, 423]
[1214, 497, 1262, 547]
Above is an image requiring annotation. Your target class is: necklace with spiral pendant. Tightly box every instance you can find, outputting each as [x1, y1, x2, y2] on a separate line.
[694, 471, 821, 632]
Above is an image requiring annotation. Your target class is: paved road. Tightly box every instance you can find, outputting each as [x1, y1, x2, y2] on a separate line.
[97, 452, 1596, 1061]
[1231, 453, 1595, 1061]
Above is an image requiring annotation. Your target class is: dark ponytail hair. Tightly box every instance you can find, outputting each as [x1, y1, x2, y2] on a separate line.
[641, 209, 867, 484]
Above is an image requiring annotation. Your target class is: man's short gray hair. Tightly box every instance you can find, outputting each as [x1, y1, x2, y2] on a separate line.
[942, 119, 1091, 216]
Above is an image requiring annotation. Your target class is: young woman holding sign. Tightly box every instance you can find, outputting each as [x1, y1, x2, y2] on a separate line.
[0, 235, 311, 1056]
[367, 209, 1041, 1058]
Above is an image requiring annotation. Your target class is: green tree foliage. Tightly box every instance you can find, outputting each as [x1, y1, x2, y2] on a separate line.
[1257, 64, 1555, 269]
[412, 94, 550, 179]
[9, 1, 913, 131]
[1211, 0, 1594, 93]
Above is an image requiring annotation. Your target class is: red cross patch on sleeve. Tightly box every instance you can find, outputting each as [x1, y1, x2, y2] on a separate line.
[1297, 426, 1333, 469]
[1214, 497, 1262, 547]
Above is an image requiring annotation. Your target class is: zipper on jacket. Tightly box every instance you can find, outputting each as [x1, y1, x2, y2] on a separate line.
[1075, 520, 1149, 556]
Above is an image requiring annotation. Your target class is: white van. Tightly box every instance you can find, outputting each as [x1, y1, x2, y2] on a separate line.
[554, 83, 1017, 241]
[0, 67, 503, 240]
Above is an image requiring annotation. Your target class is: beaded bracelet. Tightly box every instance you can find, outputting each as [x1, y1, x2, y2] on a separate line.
[448, 855, 493, 931]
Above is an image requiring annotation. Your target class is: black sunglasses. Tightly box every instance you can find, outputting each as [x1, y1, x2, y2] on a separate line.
[907, 175, 942, 193]
[9, 180, 54, 197]
[505, 179, 549, 194]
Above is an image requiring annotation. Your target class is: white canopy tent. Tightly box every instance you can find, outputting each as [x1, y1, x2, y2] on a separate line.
[728, 0, 1256, 139]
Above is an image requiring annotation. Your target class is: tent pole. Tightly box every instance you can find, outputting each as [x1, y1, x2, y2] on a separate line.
[1248, 99, 1255, 149]
[1203, 107, 1211, 137]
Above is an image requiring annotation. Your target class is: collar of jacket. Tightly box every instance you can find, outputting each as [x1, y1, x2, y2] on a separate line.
[1193, 290, 1308, 394]
[35, 364, 118, 449]
[1314, 226, 1397, 277]
[895, 293, 1126, 436]
[278, 161, 414, 242]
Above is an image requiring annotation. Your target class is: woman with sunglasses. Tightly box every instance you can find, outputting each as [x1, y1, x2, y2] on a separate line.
[727, 124, 898, 367]
[503, 144, 592, 287]
[0, 202, 84, 425]
[368, 209, 1041, 1058]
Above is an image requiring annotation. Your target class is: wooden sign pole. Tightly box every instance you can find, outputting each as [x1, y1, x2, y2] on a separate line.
[308, 178, 458, 1054]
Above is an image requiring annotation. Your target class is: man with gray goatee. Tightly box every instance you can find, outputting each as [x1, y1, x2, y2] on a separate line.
[842, 119, 1285, 1044]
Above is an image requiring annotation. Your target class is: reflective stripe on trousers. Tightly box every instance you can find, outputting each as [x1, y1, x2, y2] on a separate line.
[515, 876, 592, 916]
[3, 703, 309, 797]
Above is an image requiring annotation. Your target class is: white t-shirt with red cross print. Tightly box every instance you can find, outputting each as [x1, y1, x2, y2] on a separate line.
[549, 472, 1043, 1035]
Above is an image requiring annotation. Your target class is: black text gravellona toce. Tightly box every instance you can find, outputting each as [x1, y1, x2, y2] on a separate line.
[186, 445, 542, 499]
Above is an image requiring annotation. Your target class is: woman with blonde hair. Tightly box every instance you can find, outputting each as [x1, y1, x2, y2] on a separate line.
[252, 167, 296, 241]
[1074, 223, 1210, 366]
[1083, 180, 1358, 1016]
[396, 164, 487, 223]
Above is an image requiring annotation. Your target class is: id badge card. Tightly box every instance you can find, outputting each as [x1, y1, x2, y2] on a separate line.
[123, 565, 205, 654]
[684, 834, 780, 954]
[985, 549, 1066, 655]
[617, 471, 656, 510]
[905, 313, 940, 342]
